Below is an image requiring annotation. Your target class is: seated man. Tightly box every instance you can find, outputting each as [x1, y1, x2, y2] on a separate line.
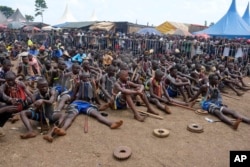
[147, 69, 196, 114]
[189, 74, 250, 130]
[1, 71, 33, 113]
[20, 78, 65, 139]
[111, 70, 158, 122]
[217, 64, 249, 96]
[165, 66, 193, 102]
[43, 100, 123, 143]
[99, 65, 116, 102]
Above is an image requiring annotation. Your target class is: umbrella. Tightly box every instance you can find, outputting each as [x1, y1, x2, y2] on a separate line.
[23, 25, 41, 31]
[7, 22, 26, 29]
[137, 27, 162, 35]
[0, 24, 7, 29]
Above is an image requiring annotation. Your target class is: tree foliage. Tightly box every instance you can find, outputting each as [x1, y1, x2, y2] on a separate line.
[34, 0, 48, 22]
[25, 15, 34, 22]
[0, 6, 14, 18]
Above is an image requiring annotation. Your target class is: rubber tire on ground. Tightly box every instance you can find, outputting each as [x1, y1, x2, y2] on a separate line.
[153, 129, 170, 138]
[113, 146, 132, 160]
[187, 123, 204, 133]
[194, 109, 208, 115]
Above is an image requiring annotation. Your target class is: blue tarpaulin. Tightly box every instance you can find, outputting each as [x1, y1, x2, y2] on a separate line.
[193, 0, 250, 38]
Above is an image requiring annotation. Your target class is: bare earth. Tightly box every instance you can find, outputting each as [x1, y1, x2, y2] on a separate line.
[1, 77, 250, 167]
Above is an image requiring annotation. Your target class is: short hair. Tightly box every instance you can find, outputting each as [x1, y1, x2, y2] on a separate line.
[208, 73, 218, 81]
[37, 77, 48, 86]
[155, 69, 164, 77]
[169, 66, 177, 72]
[5, 71, 16, 79]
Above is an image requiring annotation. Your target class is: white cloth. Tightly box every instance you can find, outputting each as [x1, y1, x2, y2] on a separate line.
[223, 47, 230, 57]
[235, 48, 243, 58]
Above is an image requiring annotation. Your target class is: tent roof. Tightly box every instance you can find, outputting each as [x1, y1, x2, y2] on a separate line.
[242, 2, 250, 26]
[167, 28, 193, 36]
[0, 11, 7, 24]
[156, 21, 188, 34]
[56, 4, 77, 24]
[194, 0, 250, 38]
[7, 8, 26, 22]
[53, 21, 97, 29]
[89, 22, 115, 31]
[137, 27, 162, 35]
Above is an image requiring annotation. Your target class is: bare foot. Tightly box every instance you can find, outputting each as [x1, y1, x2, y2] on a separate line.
[164, 105, 171, 114]
[134, 114, 146, 122]
[110, 120, 123, 129]
[237, 92, 244, 96]
[9, 114, 20, 124]
[232, 119, 242, 130]
[54, 127, 66, 136]
[147, 108, 159, 115]
[43, 135, 53, 143]
[20, 131, 36, 139]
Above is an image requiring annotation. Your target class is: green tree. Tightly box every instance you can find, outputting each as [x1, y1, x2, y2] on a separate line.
[0, 6, 14, 18]
[34, 0, 48, 22]
[25, 15, 34, 22]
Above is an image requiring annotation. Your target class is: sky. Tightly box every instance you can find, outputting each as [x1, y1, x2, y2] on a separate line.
[1, 0, 250, 26]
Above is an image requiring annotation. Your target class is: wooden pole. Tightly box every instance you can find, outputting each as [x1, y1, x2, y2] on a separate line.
[170, 102, 196, 111]
[137, 110, 164, 120]
[84, 116, 88, 133]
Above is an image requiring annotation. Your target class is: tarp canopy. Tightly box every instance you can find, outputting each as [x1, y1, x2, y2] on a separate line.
[167, 28, 193, 36]
[137, 27, 162, 35]
[156, 21, 188, 34]
[7, 8, 26, 22]
[194, 0, 250, 38]
[242, 2, 250, 26]
[53, 21, 97, 29]
[89, 22, 115, 31]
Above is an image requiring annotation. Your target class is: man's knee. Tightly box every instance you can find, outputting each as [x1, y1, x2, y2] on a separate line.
[20, 110, 31, 118]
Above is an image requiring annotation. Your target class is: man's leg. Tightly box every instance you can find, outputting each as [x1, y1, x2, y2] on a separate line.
[222, 107, 250, 124]
[125, 94, 146, 122]
[90, 109, 123, 129]
[213, 108, 242, 130]
[138, 93, 159, 115]
[20, 110, 37, 139]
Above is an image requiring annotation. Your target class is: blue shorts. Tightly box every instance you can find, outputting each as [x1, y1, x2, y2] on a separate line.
[68, 101, 97, 115]
[54, 85, 67, 95]
[29, 108, 55, 123]
[200, 100, 223, 114]
[167, 87, 178, 98]
[114, 92, 127, 110]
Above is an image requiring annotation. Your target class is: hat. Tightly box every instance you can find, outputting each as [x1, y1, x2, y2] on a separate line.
[19, 52, 29, 57]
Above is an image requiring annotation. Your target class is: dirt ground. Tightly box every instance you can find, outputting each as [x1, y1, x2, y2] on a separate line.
[1, 74, 250, 167]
